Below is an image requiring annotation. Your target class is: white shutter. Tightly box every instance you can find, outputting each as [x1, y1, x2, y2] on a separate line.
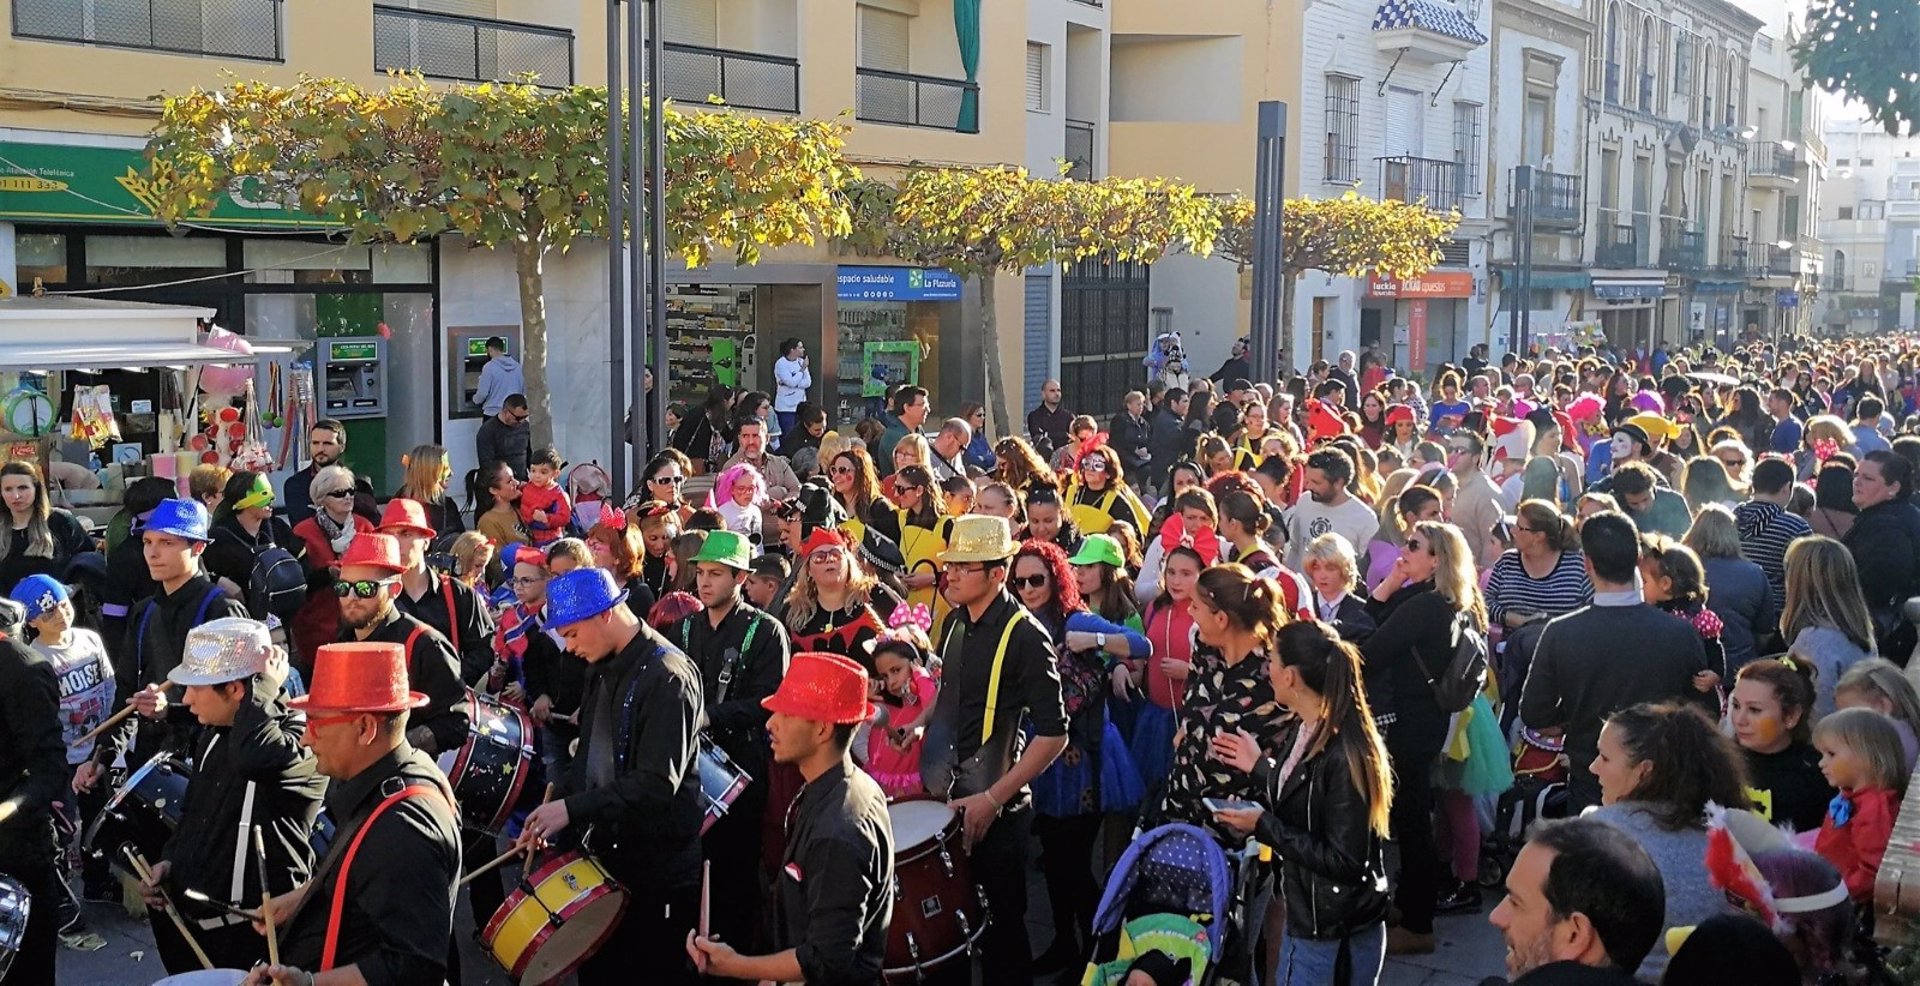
[662, 0, 717, 47]
[408, 0, 495, 14]
[858, 6, 910, 72]
[1025, 43, 1048, 112]
[1384, 88, 1424, 158]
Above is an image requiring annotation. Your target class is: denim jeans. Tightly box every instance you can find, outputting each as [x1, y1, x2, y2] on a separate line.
[1273, 922, 1386, 986]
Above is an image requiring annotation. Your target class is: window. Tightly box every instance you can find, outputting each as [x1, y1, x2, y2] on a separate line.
[1324, 75, 1360, 183]
[1839, 206, 1855, 220]
[1832, 250, 1848, 289]
[1523, 92, 1552, 168]
[1861, 158, 1876, 167]
[857, 5, 910, 71]
[1025, 43, 1049, 112]
[1673, 30, 1693, 95]
[1638, 16, 1655, 111]
[1837, 157, 1851, 168]
[1453, 101, 1483, 193]
[1604, 3, 1621, 103]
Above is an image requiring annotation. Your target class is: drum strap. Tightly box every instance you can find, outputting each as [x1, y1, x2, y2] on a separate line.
[439, 576, 460, 654]
[681, 610, 763, 705]
[976, 616, 1025, 747]
[135, 584, 228, 683]
[319, 783, 442, 972]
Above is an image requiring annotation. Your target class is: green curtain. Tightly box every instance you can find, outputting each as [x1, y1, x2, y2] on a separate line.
[954, 0, 981, 133]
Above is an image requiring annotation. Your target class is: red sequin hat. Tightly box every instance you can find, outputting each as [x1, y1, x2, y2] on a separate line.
[290, 641, 428, 714]
[761, 652, 874, 725]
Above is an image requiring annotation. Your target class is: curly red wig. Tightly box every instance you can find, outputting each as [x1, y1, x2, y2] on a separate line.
[1013, 538, 1083, 614]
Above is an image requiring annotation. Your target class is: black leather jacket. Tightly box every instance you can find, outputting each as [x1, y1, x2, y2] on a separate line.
[1251, 720, 1390, 941]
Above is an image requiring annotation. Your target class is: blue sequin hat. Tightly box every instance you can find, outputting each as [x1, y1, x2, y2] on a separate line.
[146, 498, 212, 543]
[9, 574, 67, 622]
[546, 568, 629, 629]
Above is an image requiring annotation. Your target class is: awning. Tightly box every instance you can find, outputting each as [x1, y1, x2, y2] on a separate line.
[1497, 269, 1591, 290]
[0, 297, 281, 371]
[1592, 279, 1666, 301]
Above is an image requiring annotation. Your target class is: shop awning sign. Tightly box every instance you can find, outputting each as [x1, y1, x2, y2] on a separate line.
[836, 266, 963, 302]
[0, 140, 332, 229]
[1365, 270, 1474, 298]
[1592, 279, 1666, 301]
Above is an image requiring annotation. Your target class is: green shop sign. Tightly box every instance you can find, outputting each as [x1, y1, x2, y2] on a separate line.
[0, 141, 332, 229]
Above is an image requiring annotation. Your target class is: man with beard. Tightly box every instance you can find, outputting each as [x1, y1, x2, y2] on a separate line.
[1281, 447, 1379, 570]
[282, 420, 364, 525]
[333, 533, 470, 755]
[1483, 818, 1663, 985]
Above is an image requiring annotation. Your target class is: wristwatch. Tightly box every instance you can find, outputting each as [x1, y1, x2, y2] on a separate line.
[1096, 631, 1107, 649]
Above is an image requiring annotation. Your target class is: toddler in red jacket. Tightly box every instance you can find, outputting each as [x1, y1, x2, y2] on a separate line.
[518, 448, 573, 547]
[1813, 706, 1910, 903]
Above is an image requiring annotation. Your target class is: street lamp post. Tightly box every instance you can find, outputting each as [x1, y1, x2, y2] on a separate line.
[607, 0, 671, 497]
[1247, 101, 1288, 382]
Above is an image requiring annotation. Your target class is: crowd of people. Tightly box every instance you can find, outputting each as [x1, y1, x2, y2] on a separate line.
[5, 332, 1920, 986]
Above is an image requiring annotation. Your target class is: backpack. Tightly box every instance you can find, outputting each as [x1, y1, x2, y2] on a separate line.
[1413, 609, 1489, 714]
[249, 544, 308, 618]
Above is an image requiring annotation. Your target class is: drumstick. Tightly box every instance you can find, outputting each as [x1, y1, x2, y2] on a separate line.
[524, 783, 556, 878]
[253, 826, 279, 967]
[457, 843, 531, 887]
[127, 848, 214, 971]
[70, 703, 136, 748]
[180, 888, 261, 922]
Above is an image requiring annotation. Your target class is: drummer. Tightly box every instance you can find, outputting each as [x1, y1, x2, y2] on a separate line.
[0, 597, 63, 984]
[139, 617, 324, 974]
[382, 499, 495, 686]
[82, 498, 250, 784]
[520, 568, 704, 986]
[332, 533, 471, 756]
[688, 651, 893, 986]
[244, 641, 461, 986]
[666, 530, 791, 949]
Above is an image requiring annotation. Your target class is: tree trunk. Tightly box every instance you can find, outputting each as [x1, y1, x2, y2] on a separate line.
[978, 273, 1014, 442]
[513, 234, 556, 451]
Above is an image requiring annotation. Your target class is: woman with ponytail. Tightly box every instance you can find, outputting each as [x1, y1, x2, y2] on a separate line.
[1214, 620, 1394, 986]
[1147, 564, 1295, 843]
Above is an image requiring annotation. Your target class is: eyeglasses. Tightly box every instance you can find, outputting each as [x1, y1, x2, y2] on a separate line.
[323, 489, 355, 500]
[510, 410, 531, 422]
[333, 577, 399, 599]
[1011, 574, 1049, 590]
[1082, 459, 1109, 473]
[510, 575, 547, 587]
[649, 475, 686, 485]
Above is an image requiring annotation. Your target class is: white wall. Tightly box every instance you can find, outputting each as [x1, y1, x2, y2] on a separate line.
[1110, 36, 1243, 124]
[1148, 253, 1242, 377]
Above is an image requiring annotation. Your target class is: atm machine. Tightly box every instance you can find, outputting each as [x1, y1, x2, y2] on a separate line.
[448, 326, 520, 419]
[316, 338, 388, 419]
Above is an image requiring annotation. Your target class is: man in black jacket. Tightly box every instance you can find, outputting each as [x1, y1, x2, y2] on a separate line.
[1482, 818, 1663, 986]
[668, 530, 790, 951]
[1110, 390, 1154, 482]
[333, 534, 471, 757]
[1147, 387, 1190, 490]
[382, 499, 494, 685]
[1519, 512, 1709, 811]
[139, 617, 324, 972]
[477, 395, 533, 481]
[523, 568, 704, 986]
[1026, 379, 1073, 460]
[0, 597, 64, 984]
[81, 499, 251, 787]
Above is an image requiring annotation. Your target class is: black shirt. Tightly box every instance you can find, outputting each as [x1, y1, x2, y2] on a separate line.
[345, 608, 472, 756]
[475, 416, 532, 481]
[0, 637, 66, 865]
[0, 509, 96, 596]
[1743, 742, 1834, 833]
[778, 760, 894, 986]
[521, 608, 586, 734]
[279, 745, 461, 986]
[563, 622, 705, 884]
[927, 591, 1068, 802]
[203, 515, 303, 613]
[98, 574, 252, 765]
[162, 679, 325, 921]
[396, 570, 496, 687]
[671, 600, 790, 780]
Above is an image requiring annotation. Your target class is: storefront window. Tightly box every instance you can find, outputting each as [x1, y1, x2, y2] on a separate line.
[13, 233, 66, 287]
[836, 301, 940, 427]
[242, 242, 430, 285]
[85, 235, 225, 285]
[664, 284, 757, 409]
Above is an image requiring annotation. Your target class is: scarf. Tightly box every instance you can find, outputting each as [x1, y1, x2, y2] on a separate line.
[315, 509, 356, 555]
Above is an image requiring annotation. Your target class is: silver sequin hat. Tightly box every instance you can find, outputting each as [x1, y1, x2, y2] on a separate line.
[169, 616, 282, 687]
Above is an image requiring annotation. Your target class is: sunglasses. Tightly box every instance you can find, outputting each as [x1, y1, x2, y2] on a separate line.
[1082, 459, 1109, 472]
[323, 489, 355, 500]
[1011, 574, 1049, 590]
[1405, 540, 1428, 553]
[649, 475, 686, 485]
[896, 485, 924, 495]
[830, 465, 855, 476]
[334, 577, 399, 599]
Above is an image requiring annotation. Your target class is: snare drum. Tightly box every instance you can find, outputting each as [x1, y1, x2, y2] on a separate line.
[482, 851, 630, 985]
[696, 734, 751, 835]
[436, 690, 537, 835]
[0, 875, 28, 981]
[85, 754, 192, 876]
[884, 799, 988, 983]
[152, 971, 249, 985]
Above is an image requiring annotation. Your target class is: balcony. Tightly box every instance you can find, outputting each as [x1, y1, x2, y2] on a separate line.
[1511, 167, 1582, 228]
[1747, 140, 1798, 189]
[13, 0, 282, 61]
[1659, 218, 1705, 272]
[373, 5, 573, 85]
[661, 43, 799, 113]
[1596, 212, 1643, 267]
[1718, 234, 1750, 276]
[1065, 119, 1096, 180]
[1371, 0, 1488, 64]
[1749, 241, 1795, 279]
[855, 67, 980, 133]
[1378, 156, 1463, 214]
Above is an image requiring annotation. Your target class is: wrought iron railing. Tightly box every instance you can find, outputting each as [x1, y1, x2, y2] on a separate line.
[1660, 218, 1705, 271]
[1718, 234, 1750, 275]
[1596, 211, 1642, 267]
[1377, 155, 1463, 214]
[373, 5, 573, 85]
[1065, 119, 1095, 180]
[662, 42, 799, 113]
[13, 0, 283, 60]
[1515, 168, 1583, 227]
[1747, 140, 1796, 180]
[855, 67, 980, 133]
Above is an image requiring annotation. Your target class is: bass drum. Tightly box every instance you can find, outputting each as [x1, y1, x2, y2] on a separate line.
[0, 876, 27, 981]
[85, 755, 192, 877]
[883, 798, 987, 983]
[436, 690, 537, 835]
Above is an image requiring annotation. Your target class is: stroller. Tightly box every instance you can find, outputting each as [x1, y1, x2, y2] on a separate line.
[1478, 725, 1569, 887]
[1081, 824, 1263, 986]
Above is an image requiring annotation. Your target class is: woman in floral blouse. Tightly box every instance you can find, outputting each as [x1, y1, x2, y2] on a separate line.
[1148, 562, 1296, 843]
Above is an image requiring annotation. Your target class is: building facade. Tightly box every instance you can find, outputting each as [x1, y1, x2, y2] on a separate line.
[1741, 11, 1825, 343]
[1819, 118, 1920, 336]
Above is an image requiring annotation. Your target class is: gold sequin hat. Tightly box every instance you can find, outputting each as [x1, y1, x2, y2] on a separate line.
[169, 616, 283, 687]
[937, 514, 1018, 564]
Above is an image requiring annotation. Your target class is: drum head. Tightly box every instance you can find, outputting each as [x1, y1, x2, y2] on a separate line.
[151, 971, 249, 986]
[522, 890, 628, 985]
[887, 799, 956, 849]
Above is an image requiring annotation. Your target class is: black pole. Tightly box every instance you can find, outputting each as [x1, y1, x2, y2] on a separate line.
[627, 1, 648, 464]
[605, 0, 628, 497]
[646, 0, 670, 454]
[1248, 101, 1288, 382]
[1519, 166, 1536, 355]
[1507, 166, 1523, 356]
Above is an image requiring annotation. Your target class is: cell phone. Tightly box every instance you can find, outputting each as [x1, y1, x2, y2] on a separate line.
[1203, 797, 1258, 814]
[699, 860, 711, 941]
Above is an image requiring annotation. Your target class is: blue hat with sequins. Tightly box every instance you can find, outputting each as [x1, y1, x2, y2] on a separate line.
[146, 498, 212, 543]
[546, 568, 629, 629]
[9, 575, 67, 622]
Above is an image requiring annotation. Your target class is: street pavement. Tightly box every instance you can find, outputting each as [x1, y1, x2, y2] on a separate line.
[58, 867, 1510, 985]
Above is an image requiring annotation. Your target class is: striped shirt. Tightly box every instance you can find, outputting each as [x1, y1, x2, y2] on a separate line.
[1734, 500, 1813, 603]
[1484, 549, 1593, 625]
